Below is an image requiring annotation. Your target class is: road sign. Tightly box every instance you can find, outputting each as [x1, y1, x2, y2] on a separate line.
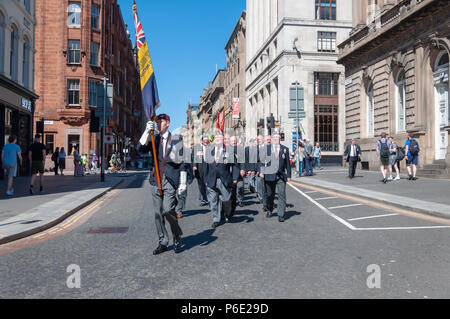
[288, 111, 306, 119]
[105, 135, 113, 144]
[290, 100, 304, 112]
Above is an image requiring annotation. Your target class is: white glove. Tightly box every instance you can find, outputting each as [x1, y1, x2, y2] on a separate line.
[177, 171, 187, 195]
[139, 121, 156, 146]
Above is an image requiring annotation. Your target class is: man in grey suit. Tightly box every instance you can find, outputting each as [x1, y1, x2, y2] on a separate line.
[193, 136, 210, 206]
[304, 139, 314, 176]
[344, 139, 362, 179]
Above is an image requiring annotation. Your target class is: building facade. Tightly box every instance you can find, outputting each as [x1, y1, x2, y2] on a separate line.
[186, 102, 201, 148]
[246, 0, 352, 161]
[34, 0, 142, 170]
[224, 11, 246, 134]
[0, 0, 39, 178]
[338, 0, 450, 176]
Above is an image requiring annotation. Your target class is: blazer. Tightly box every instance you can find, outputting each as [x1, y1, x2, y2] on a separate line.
[204, 146, 240, 189]
[344, 144, 362, 163]
[193, 144, 209, 181]
[139, 132, 186, 189]
[260, 144, 292, 182]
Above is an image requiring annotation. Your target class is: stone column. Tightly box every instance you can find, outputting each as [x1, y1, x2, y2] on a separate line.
[353, 0, 367, 27]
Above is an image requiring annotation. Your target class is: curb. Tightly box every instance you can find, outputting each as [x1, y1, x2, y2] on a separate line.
[290, 179, 450, 220]
[0, 179, 125, 245]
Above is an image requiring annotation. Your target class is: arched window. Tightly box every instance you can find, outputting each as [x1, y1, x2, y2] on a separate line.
[23, 37, 30, 88]
[0, 11, 5, 74]
[10, 24, 19, 81]
[367, 82, 374, 137]
[396, 71, 406, 132]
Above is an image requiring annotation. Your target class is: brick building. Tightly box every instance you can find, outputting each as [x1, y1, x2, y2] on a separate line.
[34, 0, 143, 169]
[338, 0, 449, 177]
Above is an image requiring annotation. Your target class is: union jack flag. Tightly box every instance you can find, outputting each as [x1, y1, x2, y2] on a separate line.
[133, 12, 146, 50]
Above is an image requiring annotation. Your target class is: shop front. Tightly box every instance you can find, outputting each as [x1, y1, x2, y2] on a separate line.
[0, 74, 39, 179]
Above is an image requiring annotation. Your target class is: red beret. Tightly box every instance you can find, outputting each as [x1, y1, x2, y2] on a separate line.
[157, 114, 170, 122]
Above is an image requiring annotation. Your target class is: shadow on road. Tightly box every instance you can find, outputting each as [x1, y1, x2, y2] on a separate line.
[175, 228, 218, 252]
[181, 209, 210, 218]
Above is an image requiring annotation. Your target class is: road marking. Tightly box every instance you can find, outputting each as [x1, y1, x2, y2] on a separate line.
[356, 226, 450, 231]
[288, 183, 356, 230]
[315, 197, 338, 201]
[329, 204, 364, 210]
[348, 213, 399, 221]
[304, 191, 318, 194]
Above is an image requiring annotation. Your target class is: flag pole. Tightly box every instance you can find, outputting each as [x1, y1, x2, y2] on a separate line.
[134, 1, 163, 196]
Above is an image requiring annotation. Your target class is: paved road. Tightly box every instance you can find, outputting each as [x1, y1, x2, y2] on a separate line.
[0, 173, 449, 298]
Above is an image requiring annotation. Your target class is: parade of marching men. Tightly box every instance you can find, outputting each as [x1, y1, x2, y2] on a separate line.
[0, 0, 450, 304]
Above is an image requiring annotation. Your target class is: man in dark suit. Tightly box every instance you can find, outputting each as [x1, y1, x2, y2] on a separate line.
[139, 114, 185, 255]
[344, 139, 362, 179]
[205, 130, 240, 229]
[230, 135, 246, 209]
[259, 132, 292, 223]
[193, 136, 210, 206]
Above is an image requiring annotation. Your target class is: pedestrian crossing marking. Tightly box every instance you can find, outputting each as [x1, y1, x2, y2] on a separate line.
[348, 213, 399, 221]
[328, 204, 364, 210]
[315, 197, 338, 201]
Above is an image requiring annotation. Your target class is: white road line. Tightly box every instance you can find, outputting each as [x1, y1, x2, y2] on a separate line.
[328, 204, 364, 210]
[304, 191, 318, 194]
[288, 183, 356, 230]
[356, 226, 450, 231]
[348, 213, 399, 221]
[315, 197, 338, 201]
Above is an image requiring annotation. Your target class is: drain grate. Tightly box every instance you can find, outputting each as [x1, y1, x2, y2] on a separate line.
[88, 227, 129, 234]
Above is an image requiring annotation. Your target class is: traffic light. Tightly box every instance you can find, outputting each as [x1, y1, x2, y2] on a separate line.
[36, 121, 44, 134]
[90, 110, 100, 133]
[266, 115, 275, 129]
[281, 133, 285, 141]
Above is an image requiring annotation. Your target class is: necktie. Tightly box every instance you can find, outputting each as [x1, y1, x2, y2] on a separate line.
[275, 146, 279, 159]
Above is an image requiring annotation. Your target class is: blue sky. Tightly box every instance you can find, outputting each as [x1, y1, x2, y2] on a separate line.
[117, 0, 246, 130]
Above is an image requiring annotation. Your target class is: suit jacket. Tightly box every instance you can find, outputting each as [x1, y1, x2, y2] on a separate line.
[205, 146, 240, 189]
[260, 144, 292, 182]
[139, 132, 186, 189]
[193, 144, 209, 181]
[344, 144, 362, 163]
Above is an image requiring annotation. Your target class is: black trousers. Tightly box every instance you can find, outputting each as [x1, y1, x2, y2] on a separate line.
[348, 157, 358, 178]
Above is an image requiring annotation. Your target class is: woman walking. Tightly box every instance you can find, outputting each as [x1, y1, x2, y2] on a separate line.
[52, 147, 60, 175]
[388, 136, 400, 181]
[59, 147, 66, 175]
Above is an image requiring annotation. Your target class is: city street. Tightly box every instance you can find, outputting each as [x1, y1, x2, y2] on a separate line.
[1, 173, 449, 299]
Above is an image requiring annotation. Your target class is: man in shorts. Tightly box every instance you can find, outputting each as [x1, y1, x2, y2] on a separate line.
[377, 133, 391, 184]
[405, 133, 420, 181]
[1, 135, 22, 196]
[29, 134, 46, 195]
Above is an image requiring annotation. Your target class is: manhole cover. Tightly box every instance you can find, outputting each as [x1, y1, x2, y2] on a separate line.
[88, 227, 129, 234]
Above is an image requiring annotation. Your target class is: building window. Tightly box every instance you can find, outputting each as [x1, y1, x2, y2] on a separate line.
[91, 5, 100, 30]
[67, 80, 80, 106]
[90, 42, 99, 66]
[68, 2, 82, 27]
[89, 81, 98, 106]
[45, 134, 54, 155]
[23, 38, 30, 88]
[67, 134, 80, 156]
[0, 12, 5, 74]
[10, 25, 18, 81]
[396, 71, 406, 132]
[367, 83, 375, 137]
[317, 31, 336, 52]
[68, 40, 81, 64]
[314, 73, 338, 96]
[315, 0, 336, 20]
[314, 105, 339, 152]
[24, 0, 31, 13]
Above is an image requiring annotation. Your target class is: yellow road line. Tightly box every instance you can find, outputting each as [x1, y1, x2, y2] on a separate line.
[290, 181, 450, 226]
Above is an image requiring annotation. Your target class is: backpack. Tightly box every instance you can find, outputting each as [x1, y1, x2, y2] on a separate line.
[379, 140, 390, 158]
[51, 152, 57, 161]
[397, 147, 405, 161]
[409, 139, 420, 155]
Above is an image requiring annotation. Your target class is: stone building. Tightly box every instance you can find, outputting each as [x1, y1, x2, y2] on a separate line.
[0, 0, 39, 178]
[186, 102, 201, 148]
[224, 11, 246, 134]
[34, 0, 143, 169]
[338, 0, 450, 177]
[246, 0, 352, 162]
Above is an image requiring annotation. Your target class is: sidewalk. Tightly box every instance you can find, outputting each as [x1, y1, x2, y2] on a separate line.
[291, 166, 450, 219]
[0, 172, 126, 244]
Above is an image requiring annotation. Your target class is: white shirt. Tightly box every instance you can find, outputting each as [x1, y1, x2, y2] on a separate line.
[350, 144, 356, 157]
[161, 131, 169, 155]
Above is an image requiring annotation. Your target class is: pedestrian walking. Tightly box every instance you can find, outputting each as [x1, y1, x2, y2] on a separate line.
[205, 130, 239, 229]
[344, 139, 361, 179]
[29, 134, 46, 195]
[92, 153, 98, 173]
[255, 135, 266, 204]
[405, 133, 420, 181]
[1, 135, 22, 196]
[377, 133, 391, 184]
[51, 147, 60, 175]
[246, 138, 257, 193]
[313, 143, 323, 170]
[231, 135, 245, 209]
[139, 114, 185, 255]
[193, 136, 210, 206]
[59, 147, 66, 175]
[73, 146, 81, 177]
[81, 154, 87, 175]
[296, 142, 305, 177]
[259, 132, 291, 222]
[176, 157, 194, 219]
[388, 136, 401, 181]
[304, 139, 314, 176]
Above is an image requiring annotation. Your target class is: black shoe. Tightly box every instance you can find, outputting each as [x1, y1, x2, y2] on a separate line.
[408, 175, 413, 180]
[412, 177, 418, 181]
[174, 237, 182, 254]
[383, 178, 387, 184]
[266, 211, 272, 218]
[278, 216, 285, 223]
[153, 244, 168, 255]
[212, 222, 220, 229]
